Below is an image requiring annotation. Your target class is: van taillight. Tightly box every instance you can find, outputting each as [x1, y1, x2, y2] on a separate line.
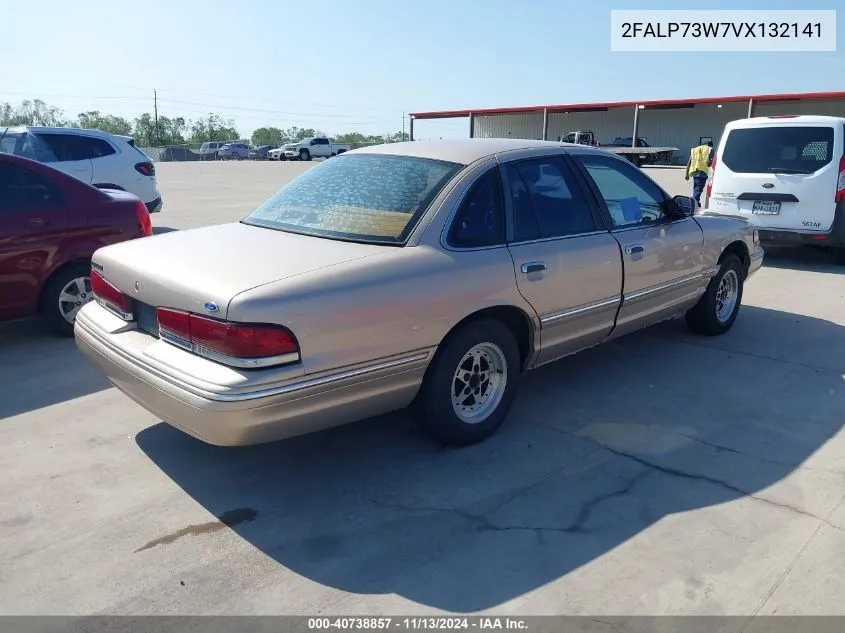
[90, 270, 134, 320]
[706, 153, 717, 199]
[135, 199, 153, 237]
[836, 155, 845, 203]
[156, 308, 300, 368]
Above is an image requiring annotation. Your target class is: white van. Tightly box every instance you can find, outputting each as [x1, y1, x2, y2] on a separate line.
[705, 115, 845, 263]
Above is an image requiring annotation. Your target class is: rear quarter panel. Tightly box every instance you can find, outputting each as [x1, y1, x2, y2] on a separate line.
[694, 214, 757, 269]
[226, 245, 536, 376]
[36, 197, 143, 297]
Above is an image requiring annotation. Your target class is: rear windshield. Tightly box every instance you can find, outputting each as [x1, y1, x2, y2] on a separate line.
[243, 153, 462, 244]
[722, 126, 835, 174]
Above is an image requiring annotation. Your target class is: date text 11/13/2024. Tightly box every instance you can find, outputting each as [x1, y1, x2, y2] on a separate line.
[308, 617, 529, 630]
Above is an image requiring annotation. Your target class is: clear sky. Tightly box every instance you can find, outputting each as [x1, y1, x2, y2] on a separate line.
[2, 0, 842, 140]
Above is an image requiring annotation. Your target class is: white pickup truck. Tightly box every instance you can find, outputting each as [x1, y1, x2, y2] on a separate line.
[271, 137, 351, 161]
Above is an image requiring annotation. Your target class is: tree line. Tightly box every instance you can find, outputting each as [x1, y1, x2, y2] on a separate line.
[1, 99, 409, 148]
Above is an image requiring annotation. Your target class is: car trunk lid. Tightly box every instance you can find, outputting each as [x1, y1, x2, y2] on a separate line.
[90, 222, 386, 323]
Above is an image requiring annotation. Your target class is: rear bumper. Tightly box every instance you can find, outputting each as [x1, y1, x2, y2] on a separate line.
[758, 206, 845, 248]
[145, 197, 163, 214]
[718, 200, 845, 250]
[74, 303, 431, 446]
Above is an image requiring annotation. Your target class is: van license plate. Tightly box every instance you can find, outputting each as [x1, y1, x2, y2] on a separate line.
[752, 201, 781, 215]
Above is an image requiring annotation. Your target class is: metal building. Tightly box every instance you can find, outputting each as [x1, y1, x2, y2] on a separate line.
[408, 91, 845, 165]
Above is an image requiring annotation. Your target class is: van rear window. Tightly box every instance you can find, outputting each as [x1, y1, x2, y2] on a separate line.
[722, 126, 835, 174]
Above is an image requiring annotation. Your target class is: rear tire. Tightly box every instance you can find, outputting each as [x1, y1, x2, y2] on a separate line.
[685, 254, 744, 336]
[41, 263, 93, 336]
[834, 248, 845, 266]
[412, 319, 520, 446]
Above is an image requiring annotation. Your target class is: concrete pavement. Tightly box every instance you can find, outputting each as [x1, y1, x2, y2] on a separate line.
[1, 162, 844, 615]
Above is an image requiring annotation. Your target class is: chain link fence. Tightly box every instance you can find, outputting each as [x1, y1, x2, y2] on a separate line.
[141, 141, 389, 162]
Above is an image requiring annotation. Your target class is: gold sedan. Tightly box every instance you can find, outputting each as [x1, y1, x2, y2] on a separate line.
[75, 139, 764, 447]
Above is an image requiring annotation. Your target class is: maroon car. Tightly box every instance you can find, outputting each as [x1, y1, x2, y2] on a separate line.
[0, 152, 153, 335]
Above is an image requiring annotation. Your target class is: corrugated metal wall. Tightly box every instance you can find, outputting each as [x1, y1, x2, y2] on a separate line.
[470, 99, 845, 165]
[635, 102, 747, 164]
[547, 109, 634, 145]
[473, 113, 544, 141]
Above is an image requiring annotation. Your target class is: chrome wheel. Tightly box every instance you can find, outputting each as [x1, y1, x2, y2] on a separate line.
[58, 275, 93, 324]
[715, 269, 739, 323]
[450, 342, 508, 424]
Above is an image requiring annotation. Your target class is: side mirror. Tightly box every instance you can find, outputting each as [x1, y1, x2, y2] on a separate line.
[671, 195, 698, 217]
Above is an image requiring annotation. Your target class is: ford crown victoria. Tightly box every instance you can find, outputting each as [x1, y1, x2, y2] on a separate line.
[75, 139, 764, 447]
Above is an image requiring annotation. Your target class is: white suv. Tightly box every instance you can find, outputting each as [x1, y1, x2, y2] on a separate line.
[0, 126, 163, 213]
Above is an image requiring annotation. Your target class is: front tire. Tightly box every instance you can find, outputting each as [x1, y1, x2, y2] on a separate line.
[685, 254, 744, 336]
[412, 319, 520, 446]
[41, 264, 93, 336]
[299, 149, 311, 162]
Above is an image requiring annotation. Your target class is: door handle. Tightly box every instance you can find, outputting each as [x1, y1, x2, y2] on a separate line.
[521, 261, 547, 274]
[625, 244, 645, 255]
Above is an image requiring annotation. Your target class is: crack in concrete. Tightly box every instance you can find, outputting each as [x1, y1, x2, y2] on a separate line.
[597, 444, 845, 531]
[679, 433, 840, 475]
[534, 423, 845, 534]
[562, 470, 651, 533]
[652, 332, 840, 375]
[363, 468, 653, 536]
[364, 425, 845, 539]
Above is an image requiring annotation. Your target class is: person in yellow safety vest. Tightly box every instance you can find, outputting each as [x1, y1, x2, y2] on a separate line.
[685, 140, 714, 205]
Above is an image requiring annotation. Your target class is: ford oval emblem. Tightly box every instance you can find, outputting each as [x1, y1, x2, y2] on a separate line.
[762, 183, 774, 189]
[204, 302, 219, 313]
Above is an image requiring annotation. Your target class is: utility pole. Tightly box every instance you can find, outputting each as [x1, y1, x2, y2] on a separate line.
[402, 113, 405, 141]
[153, 89, 160, 146]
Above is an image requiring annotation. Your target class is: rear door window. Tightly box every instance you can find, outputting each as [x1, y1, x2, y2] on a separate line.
[0, 163, 63, 210]
[721, 126, 835, 174]
[35, 133, 113, 161]
[505, 157, 597, 241]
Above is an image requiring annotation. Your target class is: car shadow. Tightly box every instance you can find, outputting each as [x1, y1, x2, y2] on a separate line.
[0, 318, 111, 419]
[135, 305, 845, 612]
[152, 226, 179, 235]
[762, 246, 844, 275]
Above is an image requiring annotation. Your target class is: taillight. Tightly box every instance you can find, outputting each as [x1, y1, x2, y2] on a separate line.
[90, 270, 134, 320]
[135, 199, 153, 237]
[155, 308, 299, 368]
[157, 308, 191, 345]
[134, 162, 155, 177]
[706, 153, 717, 199]
[835, 155, 845, 203]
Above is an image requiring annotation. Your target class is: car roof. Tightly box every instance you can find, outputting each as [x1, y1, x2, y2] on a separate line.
[5, 125, 117, 138]
[350, 138, 584, 165]
[726, 115, 845, 129]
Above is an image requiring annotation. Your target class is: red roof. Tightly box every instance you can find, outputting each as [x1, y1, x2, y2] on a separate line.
[409, 91, 845, 120]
